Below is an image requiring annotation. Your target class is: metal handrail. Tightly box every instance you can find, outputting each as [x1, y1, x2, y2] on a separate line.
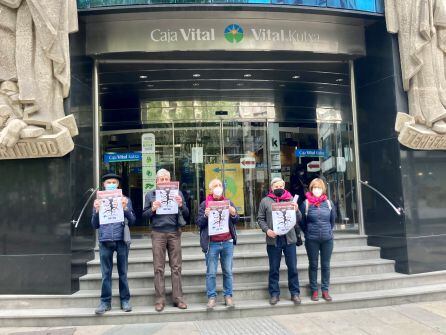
[71, 187, 98, 228]
[360, 180, 404, 216]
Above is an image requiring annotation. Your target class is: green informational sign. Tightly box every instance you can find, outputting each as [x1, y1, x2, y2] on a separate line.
[142, 133, 156, 206]
[142, 165, 156, 179]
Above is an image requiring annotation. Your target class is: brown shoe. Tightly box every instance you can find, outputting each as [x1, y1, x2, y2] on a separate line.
[322, 291, 332, 302]
[207, 297, 217, 310]
[224, 296, 235, 309]
[291, 295, 301, 305]
[154, 302, 164, 312]
[174, 301, 188, 309]
[269, 296, 280, 305]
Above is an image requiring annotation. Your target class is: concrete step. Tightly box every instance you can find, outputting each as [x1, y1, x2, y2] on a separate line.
[79, 259, 396, 290]
[3, 271, 446, 309]
[2, 282, 446, 327]
[94, 235, 369, 257]
[87, 246, 382, 274]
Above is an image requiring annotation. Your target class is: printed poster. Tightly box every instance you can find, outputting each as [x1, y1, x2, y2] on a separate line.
[271, 202, 296, 235]
[156, 181, 179, 215]
[97, 189, 124, 225]
[205, 163, 245, 215]
[208, 200, 230, 236]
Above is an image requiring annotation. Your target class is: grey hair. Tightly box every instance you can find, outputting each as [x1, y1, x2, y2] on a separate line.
[208, 178, 222, 189]
[156, 169, 171, 178]
[270, 177, 285, 187]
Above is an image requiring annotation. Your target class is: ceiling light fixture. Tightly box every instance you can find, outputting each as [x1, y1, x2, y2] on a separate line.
[244, 73, 252, 78]
[237, 83, 244, 86]
[193, 83, 200, 87]
[147, 84, 154, 88]
[193, 74, 201, 78]
[139, 75, 148, 79]
[292, 75, 300, 79]
[336, 78, 344, 82]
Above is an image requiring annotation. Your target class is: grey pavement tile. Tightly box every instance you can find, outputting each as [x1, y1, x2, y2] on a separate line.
[309, 313, 356, 332]
[417, 301, 446, 319]
[102, 324, 165, 335]
[380, 321, 443, 335]
[153, 322, 200, 335]
[194, 317, 292, 335]
[427, 320, 446, 335]
[395, 304, 446, 323]
[365, 306, 417, 325]
[0, 329, 48, 335]
[272, 314, 326, 334]
[5, 329, 75, 335]
[74, 326, 115, 335]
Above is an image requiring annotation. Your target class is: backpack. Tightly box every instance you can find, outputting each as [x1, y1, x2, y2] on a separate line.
[305, 199, 332, 216]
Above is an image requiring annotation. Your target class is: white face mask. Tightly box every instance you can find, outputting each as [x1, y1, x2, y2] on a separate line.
[213, 186, 223, 197]
[312, 188, 323, 197]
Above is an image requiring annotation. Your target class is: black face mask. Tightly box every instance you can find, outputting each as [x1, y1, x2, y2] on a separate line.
[273, 188, 285, 197]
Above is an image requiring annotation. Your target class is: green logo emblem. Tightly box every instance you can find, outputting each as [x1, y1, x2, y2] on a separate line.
[224, 24, 244, 43]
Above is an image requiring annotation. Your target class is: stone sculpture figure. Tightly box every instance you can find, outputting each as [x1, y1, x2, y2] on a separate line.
[0, 0, 79, 159]
[385, 0, 446, 149]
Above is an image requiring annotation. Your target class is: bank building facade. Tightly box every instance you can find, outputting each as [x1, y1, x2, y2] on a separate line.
[0, 0, 446, 326]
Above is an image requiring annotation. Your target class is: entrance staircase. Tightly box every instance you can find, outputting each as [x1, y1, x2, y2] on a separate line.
[1, 230, 446, 326]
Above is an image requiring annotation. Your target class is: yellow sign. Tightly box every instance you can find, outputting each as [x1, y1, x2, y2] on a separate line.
[205, 163, 245, 215]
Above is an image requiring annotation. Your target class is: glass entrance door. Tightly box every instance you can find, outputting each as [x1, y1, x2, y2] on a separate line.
[100, 118, 358, 231]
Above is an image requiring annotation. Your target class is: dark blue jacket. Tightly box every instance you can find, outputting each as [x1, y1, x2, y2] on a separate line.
[196, 200, 238, 253]
[299, 200, 335, 241]
[91, 197, 136, 242]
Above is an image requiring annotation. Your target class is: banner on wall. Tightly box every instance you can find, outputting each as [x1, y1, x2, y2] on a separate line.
[205, 163, 245, 215]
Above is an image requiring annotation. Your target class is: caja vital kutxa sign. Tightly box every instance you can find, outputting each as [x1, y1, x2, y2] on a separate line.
[87, 17, 365, 56]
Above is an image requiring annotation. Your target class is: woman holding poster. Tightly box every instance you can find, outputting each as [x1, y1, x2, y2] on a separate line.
[196, 178, 239, 310]
[299, 178, 336, 302]
[257, 177, 302, 306]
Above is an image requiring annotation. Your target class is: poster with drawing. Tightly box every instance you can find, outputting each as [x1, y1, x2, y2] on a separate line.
[271, 202, 296, 235]
[156, 182, 179, 215]
[208, 200, 230, 236]
[97, 189, 124, 225]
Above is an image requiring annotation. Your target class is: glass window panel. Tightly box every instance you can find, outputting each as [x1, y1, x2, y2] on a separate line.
[80, 0, 380, 11]
[327, 0, 376, 11]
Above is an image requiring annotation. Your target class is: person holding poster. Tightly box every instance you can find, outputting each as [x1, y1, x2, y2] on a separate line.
[196, 178, 239, 310]
[299, 178, 336, 302]
[142, 169, 189, 312]
[257, 177, 302, 306]
[91, 173, 136, 315]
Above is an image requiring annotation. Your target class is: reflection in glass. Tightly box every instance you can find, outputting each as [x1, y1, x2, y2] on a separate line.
[77, 0, 382, 12]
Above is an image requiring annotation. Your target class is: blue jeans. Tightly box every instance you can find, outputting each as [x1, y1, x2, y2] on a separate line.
[99, 240, 130, 305]
[305, 238, 334, 292]
[205, 240, 234, 298]
[266, 236, 300, 298]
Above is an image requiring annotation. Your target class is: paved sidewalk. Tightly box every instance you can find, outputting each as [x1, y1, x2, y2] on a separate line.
[2, 300, 446, 335]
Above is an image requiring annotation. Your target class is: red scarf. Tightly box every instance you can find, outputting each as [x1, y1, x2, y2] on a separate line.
[305, 192, 327, 207]
[205, 194, 227, 207]
[267, 189, 293, 202]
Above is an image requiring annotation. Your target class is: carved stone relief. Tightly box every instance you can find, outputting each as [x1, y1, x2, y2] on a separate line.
[0, 0, 79, 159]
[385, 0, 446, 150]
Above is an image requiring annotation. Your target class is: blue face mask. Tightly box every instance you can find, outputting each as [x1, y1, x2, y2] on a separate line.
[105, 183, 118, 191]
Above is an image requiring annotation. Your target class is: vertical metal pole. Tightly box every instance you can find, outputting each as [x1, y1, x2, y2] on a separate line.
[220, 120, 225, 189]
[93, 60, 100, 190]
[172, 121, 176, 179]
[349, 60, 365, 235]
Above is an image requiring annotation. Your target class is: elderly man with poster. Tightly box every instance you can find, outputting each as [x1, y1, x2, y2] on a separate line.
[142, 168, 190, 312]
